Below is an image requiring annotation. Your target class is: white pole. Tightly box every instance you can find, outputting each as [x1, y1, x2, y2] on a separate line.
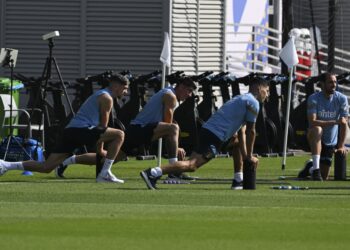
[157, 63, 167, 166]
[281, 68, 294, 176]
[275, 0, 283, 51]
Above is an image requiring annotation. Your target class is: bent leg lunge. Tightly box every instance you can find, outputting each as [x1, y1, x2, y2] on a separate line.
[96, 128, 125, 183]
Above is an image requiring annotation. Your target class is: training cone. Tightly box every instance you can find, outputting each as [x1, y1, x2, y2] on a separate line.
[22, 171, 33, 176]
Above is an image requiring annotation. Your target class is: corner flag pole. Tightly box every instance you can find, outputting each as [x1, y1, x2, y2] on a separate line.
[281, 68, 293, 175]
[158, 32, 171, 167]
[279, 35, 299, 178]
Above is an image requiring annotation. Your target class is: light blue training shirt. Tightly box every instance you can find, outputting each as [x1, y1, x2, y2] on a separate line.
[203, 93, 260, 142]
[131, 87, 176, 127]
[66, 88, 112, 128]
[307, 91, 349, 146]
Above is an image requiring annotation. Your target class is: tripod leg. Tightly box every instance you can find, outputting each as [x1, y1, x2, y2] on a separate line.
[52, 57, 75, 115]
[41, 57, 50, 80]
[3, 136, 12, 160]
[51, 58, 88, 154]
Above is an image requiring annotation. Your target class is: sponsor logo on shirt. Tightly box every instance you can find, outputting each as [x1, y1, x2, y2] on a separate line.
[318, 110, 337, 119]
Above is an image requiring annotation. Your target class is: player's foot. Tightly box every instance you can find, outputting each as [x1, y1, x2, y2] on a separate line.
[0, 160, 8, 176]
[297, 159, 313, 179]
[140, 168, 160, 190]
[96, 171, 124, 183]
[231, 179, 243, 190]
[311, 169, 323, 181]
[55, 163, 67, 179]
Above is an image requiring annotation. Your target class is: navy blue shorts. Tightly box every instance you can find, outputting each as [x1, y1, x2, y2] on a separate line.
[124, 123, 158, 149]
[194, 128, 223, 160]
[53, 126, 106, 153]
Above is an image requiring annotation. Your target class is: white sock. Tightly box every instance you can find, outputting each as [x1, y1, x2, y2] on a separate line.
[100, 158, 114, 175]
[310, 155, 320, 173]
[150, 167, 162, 177]
[168, 158, 178, 164]
[234, 172, 243, 182]
[62, 155, 76, 166]
[2, 161, 24, 171]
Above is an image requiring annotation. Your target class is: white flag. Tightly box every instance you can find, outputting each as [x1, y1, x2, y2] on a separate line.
[160, 32, 171, 67]
[279, 36, 299, 69]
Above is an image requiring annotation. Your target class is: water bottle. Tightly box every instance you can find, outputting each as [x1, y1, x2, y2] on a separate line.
[272, 185, 292, 190]
[272, 185, 308, 190]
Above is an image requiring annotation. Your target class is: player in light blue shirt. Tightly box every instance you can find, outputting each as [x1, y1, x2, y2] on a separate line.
[202, 93, 260, 142]
[54, 77, 197, 180]
[140, 78, 270, 190]
[298, 72, 348, 181]
[0, 74, 129, 183]
[125, 77, 196, 165]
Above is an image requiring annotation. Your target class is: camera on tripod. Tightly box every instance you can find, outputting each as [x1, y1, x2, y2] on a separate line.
[42, 31, 60, 41]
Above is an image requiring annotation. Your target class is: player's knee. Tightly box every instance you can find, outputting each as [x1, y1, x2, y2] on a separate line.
[118, 130, 125, 141]
[169, 123, 179, 135]
[308, 126, 323, 140]
[113, 129, 124, 142]
[310, 126, 322, 134]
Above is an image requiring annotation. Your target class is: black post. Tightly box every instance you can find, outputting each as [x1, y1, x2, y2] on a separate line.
[334, 151, 347, 180]
[328, 0, 336, 73]
[243, 159, 256, 190]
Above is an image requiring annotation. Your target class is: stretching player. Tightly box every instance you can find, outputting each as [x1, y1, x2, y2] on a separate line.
[140, 78, 270, 190]
[0, 73, 129, 183]
[55, 77, 195, 178]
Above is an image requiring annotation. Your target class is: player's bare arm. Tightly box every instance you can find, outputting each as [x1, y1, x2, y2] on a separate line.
[308, 113, 342, 128]
[97, 94, 113, 155]
[162, 92, 177, 123]
[336, 116, 348, 155]
[244, 122, 258, 164]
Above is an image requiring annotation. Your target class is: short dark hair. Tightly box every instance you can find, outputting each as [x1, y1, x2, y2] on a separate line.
[108, 73, 129, 85]
[319, 72, 335, 84]
[250, 77, 269, 88]
[177, 77, 197, 90]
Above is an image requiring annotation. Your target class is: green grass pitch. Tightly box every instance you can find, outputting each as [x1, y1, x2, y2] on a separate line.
[1, 155, 350, 250]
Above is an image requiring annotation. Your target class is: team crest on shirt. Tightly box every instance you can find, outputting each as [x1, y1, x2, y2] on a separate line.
[247, 103, 258, 117]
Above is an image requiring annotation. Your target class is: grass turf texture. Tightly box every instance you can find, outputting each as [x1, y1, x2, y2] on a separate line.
[1, 155, 350, 250]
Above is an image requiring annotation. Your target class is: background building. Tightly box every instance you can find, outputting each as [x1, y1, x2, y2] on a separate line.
[1, 0, 349, 83]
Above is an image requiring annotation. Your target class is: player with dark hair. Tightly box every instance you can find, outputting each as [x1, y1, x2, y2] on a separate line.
[298, 72, 348, 181]
[123, 77, 196, 164]
[54, 77, 196, 178]
[0, 73, 129, 183]
[140, 78, 270, 190]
